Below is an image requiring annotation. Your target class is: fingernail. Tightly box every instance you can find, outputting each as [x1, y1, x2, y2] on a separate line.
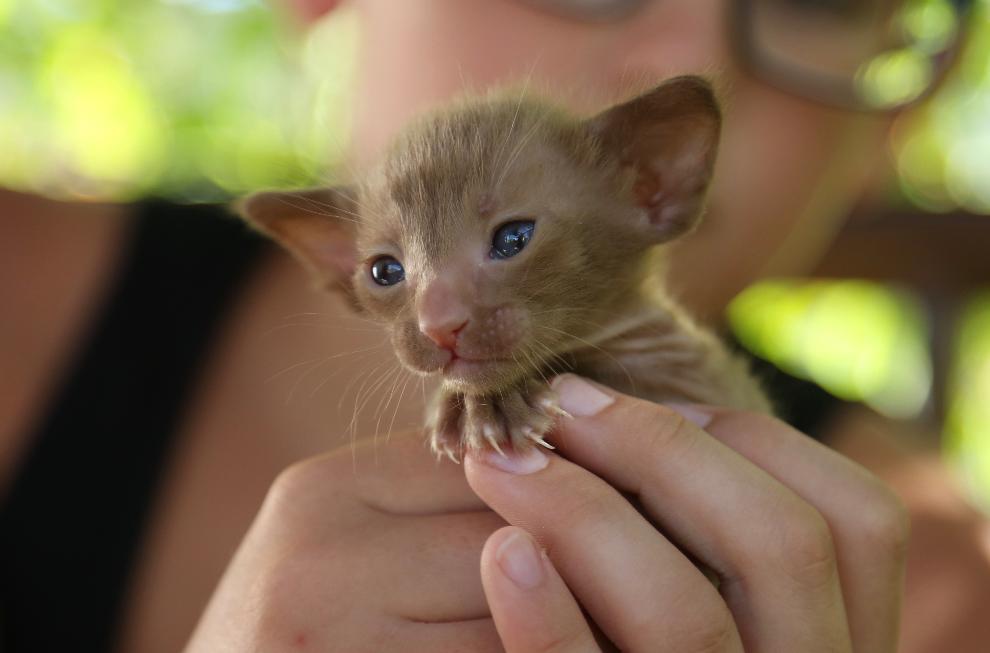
[483, 447, 548, 475]
[552, 374, 614, 417]
[666, 403, 714, 429]
[496, 531, 545, 589]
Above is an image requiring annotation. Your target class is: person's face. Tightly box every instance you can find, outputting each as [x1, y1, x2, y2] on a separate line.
[330, 0, 894, 320]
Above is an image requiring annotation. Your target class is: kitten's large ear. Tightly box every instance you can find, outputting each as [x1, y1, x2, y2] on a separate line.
[586, 76, 721, 242]
[237, 187, 360, 299]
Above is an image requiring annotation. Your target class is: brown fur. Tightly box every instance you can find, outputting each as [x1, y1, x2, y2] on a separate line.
[239, 76, 770, 460]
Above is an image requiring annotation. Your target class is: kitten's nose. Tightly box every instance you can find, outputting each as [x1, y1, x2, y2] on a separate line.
[418, 279, 470, 351]
[421, 319, 468, 351]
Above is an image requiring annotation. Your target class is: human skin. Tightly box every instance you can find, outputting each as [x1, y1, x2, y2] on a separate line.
[1, 0, 987, 650]
[231, 0, 990, 647]
[347, 0, 888, 322]
[185, 1, 911, 648]
[187, 376, 907, 652]
[182, 0, 990, 650]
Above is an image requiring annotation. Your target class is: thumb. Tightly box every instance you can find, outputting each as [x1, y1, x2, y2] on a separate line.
[481, 526, 601, 653]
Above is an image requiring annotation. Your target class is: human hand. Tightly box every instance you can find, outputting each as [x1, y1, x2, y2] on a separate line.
[467, 374, 908, 652]
[183, 433, 507, 652]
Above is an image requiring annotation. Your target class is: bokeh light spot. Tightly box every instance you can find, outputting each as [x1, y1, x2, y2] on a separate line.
[856, 48, 934, 108]
[730, 280, 932, 419]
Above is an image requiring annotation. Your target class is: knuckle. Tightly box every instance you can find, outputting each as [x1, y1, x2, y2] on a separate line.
[686, 607, 738, 653]
[551, 483, 622, 531]
[529, 626, 591, 653]
[267, 459, 322, 508]
[639, 404, 696, 455]
[849, 484, 911, 560]
[774, 506, 840, 592]
[660, 597, 737, 653]
[261, 454, 352, 530]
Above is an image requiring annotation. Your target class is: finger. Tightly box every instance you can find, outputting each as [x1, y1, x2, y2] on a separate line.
[388, 617, 503, 653]
[465, 449, 743, 652]
[296, 430, 487, 516]
[372, 510, 506, 621]
[261, 433, 499, 626]
[322, 434, 501, 621]
[549, 374, 853, 652]
[481, 527, 601, 653]
[685, 406, 908, 653]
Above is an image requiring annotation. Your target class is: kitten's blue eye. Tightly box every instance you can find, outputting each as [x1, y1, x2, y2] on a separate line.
[370, 256, 405, 286]
[491, 220, 535, 259]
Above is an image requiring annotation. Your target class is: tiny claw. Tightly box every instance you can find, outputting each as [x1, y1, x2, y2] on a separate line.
[533, 436, 556, 450]
[482, 423, 505, 456]
[521, 426, 556, 450]
[538, 397, 572, 419]
[484, 432, 505, 456]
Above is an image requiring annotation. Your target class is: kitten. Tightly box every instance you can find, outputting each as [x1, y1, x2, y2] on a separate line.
[238, 76, 770, 461]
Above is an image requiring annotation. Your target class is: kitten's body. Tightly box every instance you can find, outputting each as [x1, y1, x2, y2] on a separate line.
[240, 77, 769, 459]
[562, 296, 770, 412]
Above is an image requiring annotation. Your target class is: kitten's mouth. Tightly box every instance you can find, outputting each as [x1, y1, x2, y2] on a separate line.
[442, 354, 509, 384]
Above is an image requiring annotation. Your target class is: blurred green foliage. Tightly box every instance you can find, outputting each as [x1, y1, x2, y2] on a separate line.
[729, 280, 932, 419]
[0, 0, 356, 200]
[945, 295, 990, 510]
[730, 285, 990, 507]
[1, 0, 987, 206]
[895, 1, 990, 213]
[1, 1, 988, 504]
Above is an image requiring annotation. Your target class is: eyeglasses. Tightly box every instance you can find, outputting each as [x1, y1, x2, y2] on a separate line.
[514, 0, 977, 111]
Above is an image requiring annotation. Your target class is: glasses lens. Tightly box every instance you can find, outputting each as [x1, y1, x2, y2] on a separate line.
[743, 0, 967, 109]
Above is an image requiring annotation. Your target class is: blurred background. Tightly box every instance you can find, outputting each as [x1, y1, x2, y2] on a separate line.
[1, 0, 989, 505]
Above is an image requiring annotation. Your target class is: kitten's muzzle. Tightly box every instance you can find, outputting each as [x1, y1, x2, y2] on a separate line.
[442, 355, 512, 389]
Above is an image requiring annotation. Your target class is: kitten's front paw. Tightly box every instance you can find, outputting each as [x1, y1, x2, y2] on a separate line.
[427, 380, 569, 461]
[426, 390, 465, 463]
[464, 379, 569, 455]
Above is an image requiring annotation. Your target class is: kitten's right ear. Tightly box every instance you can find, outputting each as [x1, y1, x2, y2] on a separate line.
[236, 187, 360, 299]
[586, 76, 721, 243]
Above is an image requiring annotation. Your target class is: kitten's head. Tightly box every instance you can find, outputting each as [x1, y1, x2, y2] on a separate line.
[240, 76, 720, 394]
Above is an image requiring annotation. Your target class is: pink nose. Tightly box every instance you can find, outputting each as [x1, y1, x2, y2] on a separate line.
[418, 278, 470, 351]
[421, 319, 468, 351]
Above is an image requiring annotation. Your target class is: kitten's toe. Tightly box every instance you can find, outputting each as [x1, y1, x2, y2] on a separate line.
[426, 391, 464, 463]
[464, 398, 508, 455]
[525, 381, 571, 420]
[502, 386, 557, 451]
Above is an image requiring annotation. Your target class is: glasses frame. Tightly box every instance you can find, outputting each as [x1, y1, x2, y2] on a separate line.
[512, 0, 977, 112]
[730, 0, 977, 112]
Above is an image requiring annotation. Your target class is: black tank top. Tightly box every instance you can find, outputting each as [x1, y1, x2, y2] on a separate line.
[0, 201, 266, 652]
[0, 201, 842, 652]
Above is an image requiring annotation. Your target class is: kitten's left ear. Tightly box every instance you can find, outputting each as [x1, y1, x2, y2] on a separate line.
[236, 187, 361, 303]
[586, 75, 721, 242]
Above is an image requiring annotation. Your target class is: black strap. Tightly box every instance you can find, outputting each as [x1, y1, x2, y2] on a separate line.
[0, 202, 266, 653]
[736, 342, 849, 442]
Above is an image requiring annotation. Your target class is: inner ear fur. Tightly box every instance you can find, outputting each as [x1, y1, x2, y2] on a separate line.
[236, 187, 361, 305]
[586, 75, 722, 242]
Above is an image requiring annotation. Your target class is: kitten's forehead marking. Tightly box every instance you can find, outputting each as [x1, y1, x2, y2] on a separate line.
[478, 192, 497, 218]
